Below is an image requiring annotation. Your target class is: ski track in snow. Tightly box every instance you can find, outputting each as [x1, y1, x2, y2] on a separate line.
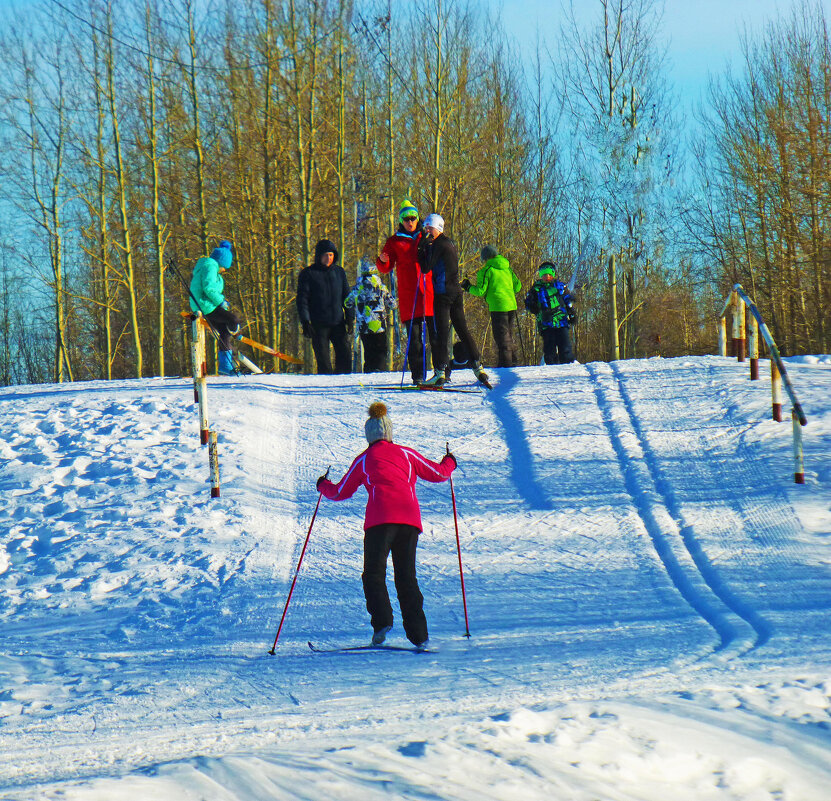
[0, 358, 829, 799]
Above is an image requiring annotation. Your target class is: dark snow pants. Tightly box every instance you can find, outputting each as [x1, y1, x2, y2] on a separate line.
[541, 326, 574, 365]
[310, 322, 351, 374]
[360, 331, 387, 373]
[362, 523, 428, 646]
[491, 311, 517, 367]
[205, 306, 241, 351]
[405, 316, 439, 382]
[431, 293, 480, 369]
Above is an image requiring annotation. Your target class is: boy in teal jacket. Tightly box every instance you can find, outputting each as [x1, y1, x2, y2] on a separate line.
[462, 245, 522, 367]
[189, 240, 240, 375]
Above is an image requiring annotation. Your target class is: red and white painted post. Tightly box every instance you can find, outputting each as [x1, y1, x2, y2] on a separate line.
[730, 292, 739, 356]
[792, 409, 805, 484]
[735, 299, 746, 362]
[748, 314, 759, 380]
[771, 359, 783, 423]
[209, 431, 221, 497]
[190, 337, 200, 405]
[192, 316, 210, 445]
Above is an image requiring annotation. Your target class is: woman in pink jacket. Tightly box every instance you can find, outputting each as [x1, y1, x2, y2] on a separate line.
[317, 402, 456, 649]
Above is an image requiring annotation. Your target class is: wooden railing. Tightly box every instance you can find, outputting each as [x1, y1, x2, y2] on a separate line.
[719, 285, 807, 484]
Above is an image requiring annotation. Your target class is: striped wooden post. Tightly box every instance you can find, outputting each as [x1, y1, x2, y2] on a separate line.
[748, 315, 759, 380]
[718, 317, 727, 356]
[792, 409, 805, 484]
[771, 359, 783, 422]
[190, 338, 200, 404]
[209, 431, 221, 497]
[193, 317, 209, 445]
[736, 299, 746, 362]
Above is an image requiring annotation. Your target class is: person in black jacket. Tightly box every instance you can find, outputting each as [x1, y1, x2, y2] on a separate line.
[297, 239, 354, 374]
[417, 214, 488, 387]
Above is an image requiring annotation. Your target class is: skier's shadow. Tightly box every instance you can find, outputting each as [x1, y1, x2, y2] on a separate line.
[490, 370, 554, 511]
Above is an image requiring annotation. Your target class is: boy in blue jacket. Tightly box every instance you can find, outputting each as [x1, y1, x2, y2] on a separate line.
[524, 262, 576, 365]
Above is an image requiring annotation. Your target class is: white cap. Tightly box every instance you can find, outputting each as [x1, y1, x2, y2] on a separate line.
[423, 213, 444, 233]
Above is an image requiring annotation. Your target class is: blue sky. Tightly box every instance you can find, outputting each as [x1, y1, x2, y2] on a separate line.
[491, 0, 827, 111]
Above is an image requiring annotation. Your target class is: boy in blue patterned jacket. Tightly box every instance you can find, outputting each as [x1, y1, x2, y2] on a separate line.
[524, 262, 576, 364]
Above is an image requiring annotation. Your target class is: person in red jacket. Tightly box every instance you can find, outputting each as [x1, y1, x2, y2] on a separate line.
[377, 199, 438, 385]
[317, 402, 456, 649]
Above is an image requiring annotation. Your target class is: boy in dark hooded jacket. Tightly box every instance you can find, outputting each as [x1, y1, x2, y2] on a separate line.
[297, 239, 354, 374]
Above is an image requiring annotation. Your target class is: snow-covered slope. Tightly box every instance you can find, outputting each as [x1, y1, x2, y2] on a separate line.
[1, 356, 829, 800]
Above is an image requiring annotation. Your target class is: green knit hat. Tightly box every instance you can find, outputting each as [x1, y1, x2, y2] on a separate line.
[398, 199, 418, 222]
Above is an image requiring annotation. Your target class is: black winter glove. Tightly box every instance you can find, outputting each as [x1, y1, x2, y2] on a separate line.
[302, 321, 314, 339]
[568, 311, 578, 325]
[316, 474, 328, 490]
[460, 278, 471, 292]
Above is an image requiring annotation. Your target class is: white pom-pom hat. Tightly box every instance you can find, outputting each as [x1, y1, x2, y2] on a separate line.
[365, 402, 393, 444]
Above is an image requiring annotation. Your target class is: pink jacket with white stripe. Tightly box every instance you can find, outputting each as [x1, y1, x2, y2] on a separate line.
[318, 440, 456, 531]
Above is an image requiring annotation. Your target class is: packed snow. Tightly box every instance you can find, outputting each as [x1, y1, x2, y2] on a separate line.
[0, 355, 829, 800]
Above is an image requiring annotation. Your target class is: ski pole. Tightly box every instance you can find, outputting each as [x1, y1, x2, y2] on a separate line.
[268, 467, 330, 655]
[400, 271, 422, 388]
[446, 442, 471, 638]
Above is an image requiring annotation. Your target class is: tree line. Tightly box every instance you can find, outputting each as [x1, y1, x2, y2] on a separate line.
[0, 0, 828, 386]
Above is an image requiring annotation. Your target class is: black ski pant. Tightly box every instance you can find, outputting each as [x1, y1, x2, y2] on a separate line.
[491, 311, 517, 368]
[362, 523, 427, 646]
[405, 316, 439, 382]
[205, 306, 241, 351]
[542, 326, 574, 365]
[310, 322, 352, 375]
[431, 293, 480, 370]
[360, 331, 387, 373]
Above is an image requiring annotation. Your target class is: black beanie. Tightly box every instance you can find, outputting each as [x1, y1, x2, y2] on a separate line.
[480, 245, 498, 261]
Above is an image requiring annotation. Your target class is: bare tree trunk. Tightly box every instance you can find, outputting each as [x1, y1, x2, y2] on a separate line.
[106, 12, 142, 378]
[186, 0, 208, 253]
[609, 254, 619, 360]
[89, 31, 114, 379]
[287, 0, 320, 372]
[144, 3, 167, 376]
[21, 45, 73, 382]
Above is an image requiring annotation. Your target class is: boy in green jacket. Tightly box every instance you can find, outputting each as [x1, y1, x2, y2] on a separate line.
[462, 245, 522, 367]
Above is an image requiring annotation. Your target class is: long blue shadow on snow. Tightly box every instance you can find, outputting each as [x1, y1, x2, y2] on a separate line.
[489, 370, 554, 511]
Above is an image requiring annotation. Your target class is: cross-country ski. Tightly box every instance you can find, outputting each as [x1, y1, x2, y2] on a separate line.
[307, 642, 435, 654]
